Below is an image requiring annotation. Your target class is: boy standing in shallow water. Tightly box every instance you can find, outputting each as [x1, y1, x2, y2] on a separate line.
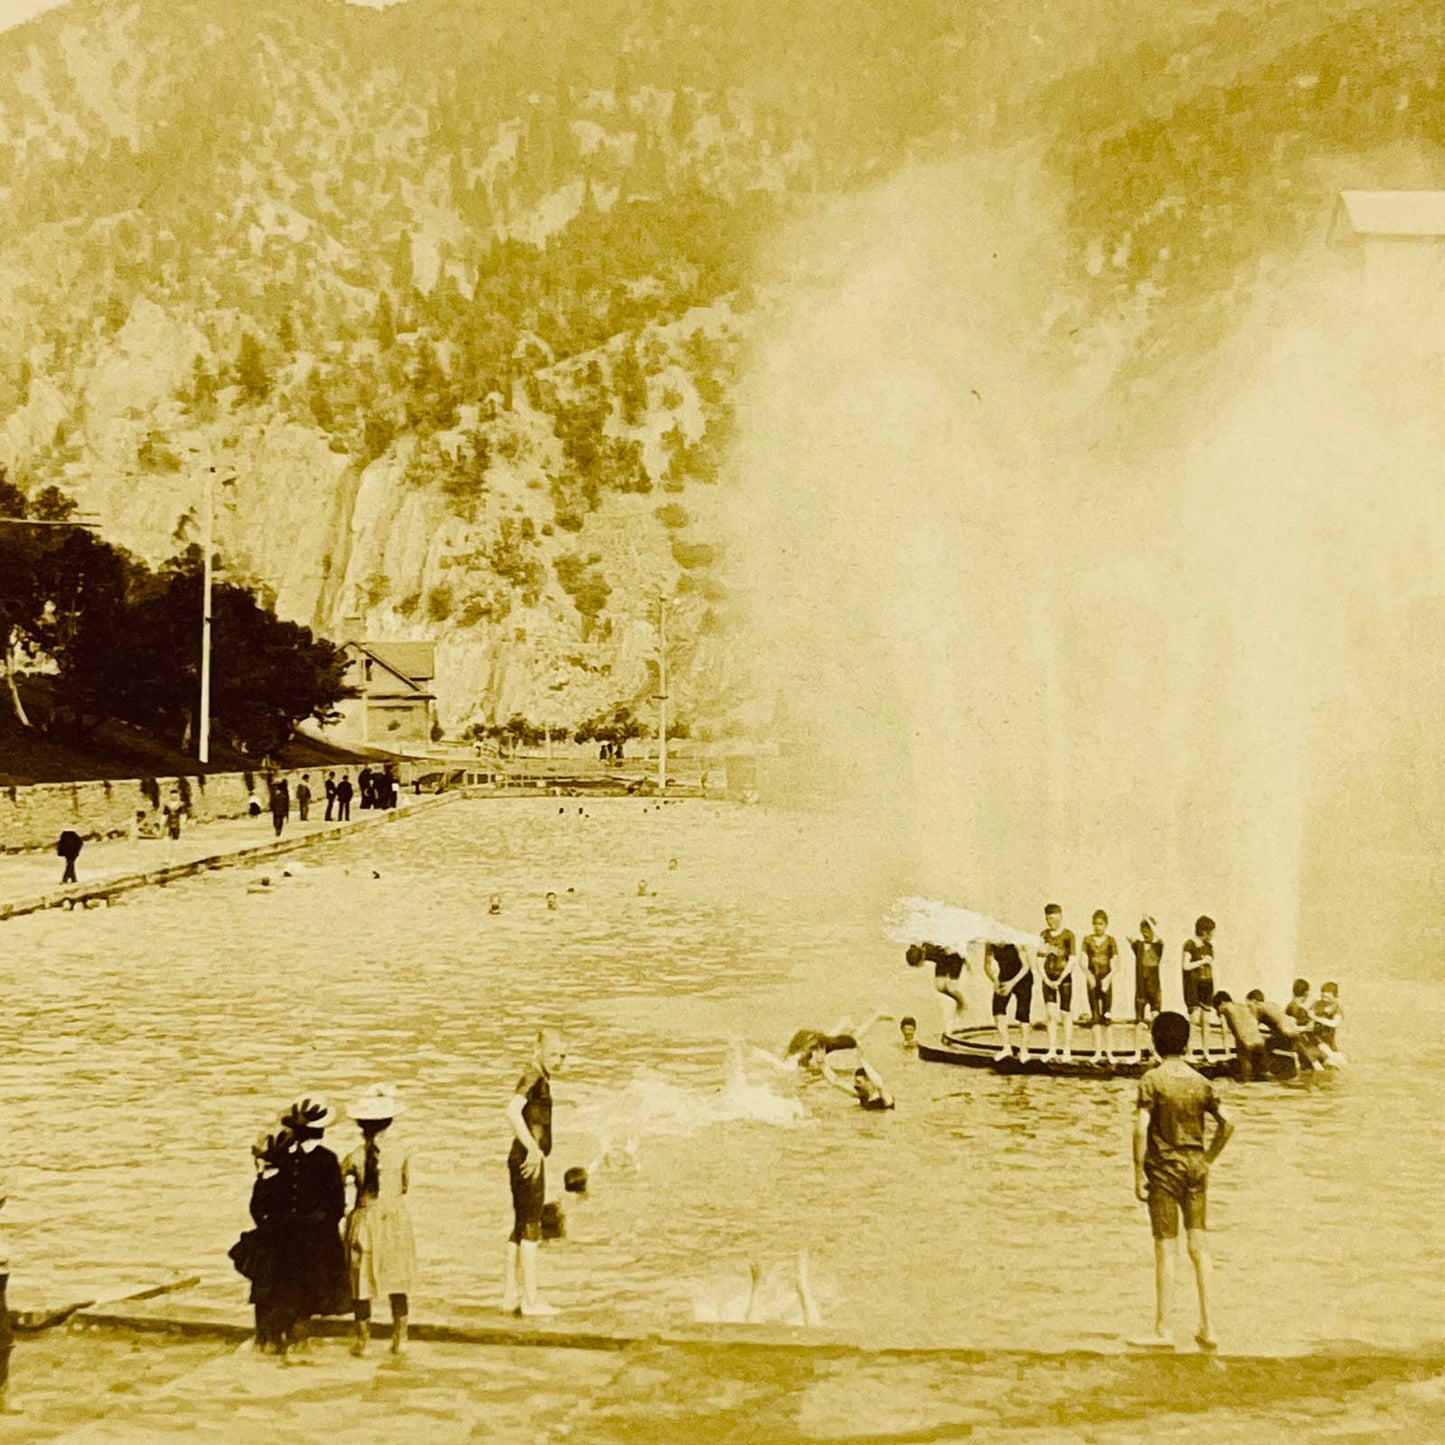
[1132, 1011, 1234, 1352]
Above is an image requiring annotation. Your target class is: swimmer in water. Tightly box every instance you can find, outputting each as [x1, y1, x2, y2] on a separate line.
[545, 892, 558, 911]
[905, 942, 968, 1038]
[824, 1062, 893, 1111]
[777, 1011, 892, 1075]
[899, 1016, 918, 1052]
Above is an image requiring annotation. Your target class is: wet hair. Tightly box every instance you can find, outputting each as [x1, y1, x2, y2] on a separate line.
[905, 944, 924, 967]
[1291, 978, 1310, 998]
[900, 1016, 917, 1030]
[1150, 1011, 1191, 1057]
[1092, 909, 1108, 925]
[1246, 989, 1265, 1003]
[563, 1166, 588, 1194]
[1321, 981, 1338, 996]
[1045, 904, 1062, 916]
[1212, 990, 1233, 1006]
[1195, 916, 1215, 935]
[854, 1066, 869, 1078]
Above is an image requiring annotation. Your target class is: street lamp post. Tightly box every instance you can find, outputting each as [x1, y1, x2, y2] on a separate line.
[656, 595, 669, 793]
[199, 465, 214, 766]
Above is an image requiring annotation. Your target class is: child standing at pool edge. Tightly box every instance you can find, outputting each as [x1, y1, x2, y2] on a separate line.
[1132, 1011, 1234, 1352]
[504, 1029, 566, 1317]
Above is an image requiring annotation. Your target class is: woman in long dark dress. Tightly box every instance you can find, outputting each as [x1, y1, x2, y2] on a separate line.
[246, 1128, 292, 1352]
[272, 1098, 351, 1353]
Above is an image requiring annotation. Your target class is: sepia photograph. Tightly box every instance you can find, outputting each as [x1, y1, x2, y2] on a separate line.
[0, 0, 1442, 1439]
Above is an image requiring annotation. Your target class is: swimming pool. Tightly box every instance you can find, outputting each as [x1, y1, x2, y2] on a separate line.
[1, 798, 1437, 1355]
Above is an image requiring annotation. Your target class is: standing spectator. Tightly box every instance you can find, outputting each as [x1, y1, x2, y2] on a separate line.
[270, 779, 291, 838]
[336, 774, 354, 822]
[358, 767, 374, 810]
[296, 775, 313, 823]
[503, 1029, 566, 1317]
[342, 1085, 416, 1356]
[56, 829, 83, 885]
[237, 1128, 293, 1353]
[324, 772, 338, 822]
[272, 1098, 350, 1354]
[0, 1167, 16, 1412]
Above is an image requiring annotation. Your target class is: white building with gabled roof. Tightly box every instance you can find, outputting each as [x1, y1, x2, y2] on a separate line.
[1330, 190, 1445, 323]
[320, 638, 437, 753]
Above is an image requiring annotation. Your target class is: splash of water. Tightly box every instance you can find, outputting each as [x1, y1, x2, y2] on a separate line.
[570, 1051, 806, 1166]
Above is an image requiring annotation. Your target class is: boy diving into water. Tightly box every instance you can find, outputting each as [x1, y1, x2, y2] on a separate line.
[905, 942, 969, 1038]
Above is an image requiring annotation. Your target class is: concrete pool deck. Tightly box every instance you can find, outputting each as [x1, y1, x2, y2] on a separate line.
[8, 1313, 1445, 1444]
[0, 793, 457, 922]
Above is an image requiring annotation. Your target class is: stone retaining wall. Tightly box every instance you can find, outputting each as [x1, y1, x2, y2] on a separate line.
[1, 763, 414, 854]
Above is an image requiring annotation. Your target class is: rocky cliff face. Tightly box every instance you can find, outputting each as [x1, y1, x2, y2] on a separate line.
[1, 0, 1429, 739]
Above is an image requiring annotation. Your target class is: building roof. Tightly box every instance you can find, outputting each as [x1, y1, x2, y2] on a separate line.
[362, 640, 435, 682]
[1335, 190, 1445, 239]
[342, 641, 435, 699]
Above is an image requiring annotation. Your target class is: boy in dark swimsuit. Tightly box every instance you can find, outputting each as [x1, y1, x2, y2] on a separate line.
[504, 1029, 566, 1317]
[780, 1012, 891, 1075]
[985, 941, 1035, 1061]
[905, 942, 968, 1038]
[1082, 910, 1119, 1063]
[824, 1062, 895, 1111]
[1312, 982, 1345, 1065]
[1285, 979, 1326, 1070]
[1039, 905, 1077, 1063]
[1128, 917, 1165, 1063]
[1182, 917, 1220, 1057]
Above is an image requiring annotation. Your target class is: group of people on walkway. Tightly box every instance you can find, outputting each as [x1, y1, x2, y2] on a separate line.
[908, 904, 1345, 1078]
[244, 768, 403, 836]
[235, 1085, 415, 1358]
[232, 1028, 570, 1357]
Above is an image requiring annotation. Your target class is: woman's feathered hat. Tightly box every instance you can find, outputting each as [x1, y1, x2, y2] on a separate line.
[281, 1096, 336, 1132]
[251, 1127, 292, 1165]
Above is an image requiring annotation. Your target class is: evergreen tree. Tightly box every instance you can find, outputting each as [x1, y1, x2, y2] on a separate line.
[236, 332, 271, 402]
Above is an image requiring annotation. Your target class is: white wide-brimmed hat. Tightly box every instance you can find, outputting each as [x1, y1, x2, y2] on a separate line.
[349, 1083, 403, 1123]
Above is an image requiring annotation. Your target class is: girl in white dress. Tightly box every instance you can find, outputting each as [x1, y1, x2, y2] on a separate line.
[342, 1084, 417, 1355]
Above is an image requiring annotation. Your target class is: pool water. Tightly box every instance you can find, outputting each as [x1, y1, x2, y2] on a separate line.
[1, 798, 1439, 1355]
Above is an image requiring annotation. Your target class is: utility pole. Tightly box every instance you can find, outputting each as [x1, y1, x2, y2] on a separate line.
[198, 465, 214, 766]
[656, 595, 668, 793]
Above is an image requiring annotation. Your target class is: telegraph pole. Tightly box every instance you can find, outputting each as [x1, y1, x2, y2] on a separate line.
[656, 595, 668, 793]
[198, 466, 214, 766]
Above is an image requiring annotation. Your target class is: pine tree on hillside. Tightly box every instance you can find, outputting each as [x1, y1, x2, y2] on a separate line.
[236, 333, 271, 402]
[374, 291, 396, 349]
